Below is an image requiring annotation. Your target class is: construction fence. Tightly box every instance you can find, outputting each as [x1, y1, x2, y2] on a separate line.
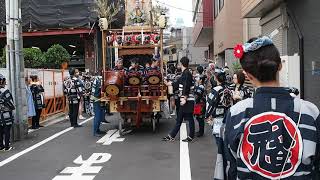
[0, 68, 69, 123]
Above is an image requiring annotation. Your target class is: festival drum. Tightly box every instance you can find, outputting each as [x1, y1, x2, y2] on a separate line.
[146, 70, 161, 85]
[126, 71, 142, 85]
[105, 71, 124, 96]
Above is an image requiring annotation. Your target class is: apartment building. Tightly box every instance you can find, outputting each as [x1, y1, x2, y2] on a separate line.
[241, 0, 320, 107]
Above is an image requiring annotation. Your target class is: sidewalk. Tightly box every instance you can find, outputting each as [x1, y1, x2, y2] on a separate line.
[28, 113, 67, 133]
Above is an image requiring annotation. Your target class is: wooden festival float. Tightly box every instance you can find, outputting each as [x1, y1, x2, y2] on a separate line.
[100, 0, 167, 134]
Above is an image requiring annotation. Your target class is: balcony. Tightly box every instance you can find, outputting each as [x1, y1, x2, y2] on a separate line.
[241, 0, 283, 18]
[192, 0, 213, 47]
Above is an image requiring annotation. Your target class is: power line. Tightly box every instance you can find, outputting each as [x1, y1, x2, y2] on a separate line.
[155, 0, 202, 14]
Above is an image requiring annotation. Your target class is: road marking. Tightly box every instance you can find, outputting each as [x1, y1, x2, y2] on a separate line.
[0, 117, 93, 167]
[180, 123, 192, 180]
[96, 129, 117, 143]
[96, 129, 125, 145]
[52, 153, 111, 180]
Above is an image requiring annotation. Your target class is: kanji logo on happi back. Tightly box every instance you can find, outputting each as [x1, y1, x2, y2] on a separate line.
[240, 112, 303, 179]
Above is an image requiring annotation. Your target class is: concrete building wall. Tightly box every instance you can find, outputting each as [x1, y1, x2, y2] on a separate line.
[214, 0, 243, 55]
[287, 0, 320, 107]
[243, 18, 261, 43]
[183, 27, 208, 65]
[241, 0, 262, 17]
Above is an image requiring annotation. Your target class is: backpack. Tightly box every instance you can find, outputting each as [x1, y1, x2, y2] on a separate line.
[219, 85, 233, 108]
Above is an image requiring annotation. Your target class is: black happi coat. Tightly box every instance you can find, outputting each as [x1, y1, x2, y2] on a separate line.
[172, 69, 194, 113]
[30, 83, 45, 109]
[0, 87, 15, 126]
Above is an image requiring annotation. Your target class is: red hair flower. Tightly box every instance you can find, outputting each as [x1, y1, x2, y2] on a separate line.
[234, 44, 244, 59]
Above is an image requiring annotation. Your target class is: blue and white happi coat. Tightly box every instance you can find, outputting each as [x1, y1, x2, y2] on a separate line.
[214, 87, 320, 180]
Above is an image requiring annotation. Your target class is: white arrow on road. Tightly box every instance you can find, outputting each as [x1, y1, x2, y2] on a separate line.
[96, 129, 125, 145]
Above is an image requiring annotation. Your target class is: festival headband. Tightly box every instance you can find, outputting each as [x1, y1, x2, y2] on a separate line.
[233, 36, 274, 59]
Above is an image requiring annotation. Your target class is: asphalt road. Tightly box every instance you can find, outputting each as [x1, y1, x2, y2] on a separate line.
[0, 114, 217, 180]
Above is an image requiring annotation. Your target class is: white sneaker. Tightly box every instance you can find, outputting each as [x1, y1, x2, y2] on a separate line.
[65, 116, 69, 120]
[79, 115, 86, 120]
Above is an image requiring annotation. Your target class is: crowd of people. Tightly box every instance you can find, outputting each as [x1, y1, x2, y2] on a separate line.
[63, 68, 113, 136]
[163, 36, 320, 179]
[162, 57, 254, 142]
[1, 36, 320, 179]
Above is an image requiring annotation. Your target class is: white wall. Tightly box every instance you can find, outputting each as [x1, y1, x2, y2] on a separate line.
[279, 55, 301, 91]
[182, 27, 208, 65]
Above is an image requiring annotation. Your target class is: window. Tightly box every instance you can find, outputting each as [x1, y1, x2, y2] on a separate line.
[219, 0, 224, 10]
[204, 50, 209, 59]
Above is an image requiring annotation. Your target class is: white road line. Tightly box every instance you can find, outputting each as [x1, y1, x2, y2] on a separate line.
[0, 117, 93, 167]
[180, 123, 192, 180]
[96, 129, 118, 144]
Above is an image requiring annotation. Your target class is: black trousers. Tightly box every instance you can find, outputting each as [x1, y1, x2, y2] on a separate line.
[169, 109, 195, 139]
[0, 124, 12, 148]
[32, 109, 42, 128]
[69, 103, 79, 127]
[196, 116, 205, 136]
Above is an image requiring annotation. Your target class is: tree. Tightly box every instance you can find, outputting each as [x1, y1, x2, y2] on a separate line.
[152, 5, 169, 27]
[94, 0, 123, 28]
[23, 48, 45, 68]
[44, 44, 70, 69]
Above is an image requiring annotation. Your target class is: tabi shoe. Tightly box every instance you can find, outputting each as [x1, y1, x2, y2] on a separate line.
[96, 130, 106, 135]
[4, 147, 14, 152]
[74, 124, 83, 128]
[101, 120, 110, 124]
[162, 135, 175, 142]
[182, 136, 193, 142]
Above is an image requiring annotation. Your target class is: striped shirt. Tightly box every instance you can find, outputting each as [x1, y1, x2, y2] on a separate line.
[63, 77, 83, 104]
[0, 88, 14, 126]
[214, 87, 320, 180]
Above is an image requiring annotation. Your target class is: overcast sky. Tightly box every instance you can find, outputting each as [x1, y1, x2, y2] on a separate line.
[154, 0, 194, 27]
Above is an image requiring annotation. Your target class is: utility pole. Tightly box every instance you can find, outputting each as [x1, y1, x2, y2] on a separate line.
[5, 0, 28, 140]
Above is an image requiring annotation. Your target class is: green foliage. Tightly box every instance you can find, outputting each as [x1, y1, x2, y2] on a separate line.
[44, 44, 70, 68]
[23, 48, 45, 68]
[94, 0, 120, 24]
[232, 61, 242, 72]
[0, 48, 5, 68]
